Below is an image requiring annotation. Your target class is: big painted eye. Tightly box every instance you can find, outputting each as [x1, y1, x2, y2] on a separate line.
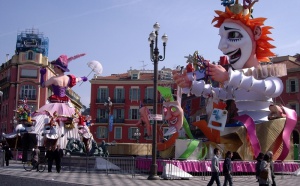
[170, 106, 177, 112]
[228, 31, 242, 42]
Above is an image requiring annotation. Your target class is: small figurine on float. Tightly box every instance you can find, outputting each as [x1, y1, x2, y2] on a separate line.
[172, 0, 296, 160]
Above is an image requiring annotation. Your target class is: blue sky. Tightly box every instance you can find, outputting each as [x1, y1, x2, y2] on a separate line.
[1, 0, 299, 107]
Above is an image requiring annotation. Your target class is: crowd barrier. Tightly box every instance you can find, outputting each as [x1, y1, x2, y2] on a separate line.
[3, 150, 300, 181]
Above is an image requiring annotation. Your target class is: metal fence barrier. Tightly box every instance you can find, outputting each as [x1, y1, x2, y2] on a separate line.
[4, 150, 300, 181]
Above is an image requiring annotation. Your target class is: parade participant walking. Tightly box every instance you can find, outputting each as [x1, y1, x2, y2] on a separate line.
[45, 146, 54, 172]
[207, 148, 221, 186]
[255, 152, 264, 182]
[223, 151, 233, 186]
[259, 154, 272, 186]
[3, 144, 13, 166]
[267, 151, 276, 186]
[54, 145, 64, 173]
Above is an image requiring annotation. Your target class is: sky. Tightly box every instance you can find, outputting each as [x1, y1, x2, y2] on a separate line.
[1, 0, 300, 107]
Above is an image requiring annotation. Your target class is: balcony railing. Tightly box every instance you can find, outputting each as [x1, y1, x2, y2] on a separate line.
[96, 98, 108, 103]
[114, 118, 125, 123]
[143, 98, 154, 104]
[96, 118, 108, 123]
[111, 99, 125, 104]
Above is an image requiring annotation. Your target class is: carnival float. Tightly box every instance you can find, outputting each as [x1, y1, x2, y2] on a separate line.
[155, 0, 297, 162]
[2, 54, 107, 160]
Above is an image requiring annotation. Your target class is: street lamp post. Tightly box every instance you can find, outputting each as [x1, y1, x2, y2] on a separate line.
[147, 22, 168, 180]
[104, 97, 112, 142]
[133, 128, 141, 143]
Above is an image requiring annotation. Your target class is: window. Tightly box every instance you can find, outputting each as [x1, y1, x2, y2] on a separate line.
[288, 103, 299, 115]
[20, 85, 36, 100]
[130, 88, 140, 101]
[145, 87, 154, 99]
[97, 88, 109, 100]
[21, 69, 38, 78]
[114, 127, 122, 139]
[128, 127, 138, 139]
[96, 126, 107, 138]
[27, 51, 34, 60]
[114, 109, 124, 119]
[129, 108, 139, 119]
[132, 74, 138, 79]
[286, 79, 299, 93]
[114, 88, 125, 100]
[97, 109, 107, 122]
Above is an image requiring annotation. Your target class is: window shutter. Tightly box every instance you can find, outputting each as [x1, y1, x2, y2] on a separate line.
[129, 109, 132, 119]
[97, 109, 101, 118]
[121, 109, 124, 118]
[286, 80, 290, 93]
[97, 127, 101, 138]
[106, 88, 109, 98]
[113, 109, 116, 118]
[128, 128, 133, 139]
[296, 103, 300, 115]
[138, 89, 140, 100]
[295, 79, 299, 92]
[114, 88, 117, 98]
[122, 89, 125, 99]
[130, 89, 132, 100]
[97, 88, 101, 99]
[145, 88, 148, 99]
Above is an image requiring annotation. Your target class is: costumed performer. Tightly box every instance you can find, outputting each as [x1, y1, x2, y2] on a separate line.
[172, 0, 296, 160]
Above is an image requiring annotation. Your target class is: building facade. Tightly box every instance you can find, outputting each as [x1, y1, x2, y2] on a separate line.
[89, 68, 177, 144]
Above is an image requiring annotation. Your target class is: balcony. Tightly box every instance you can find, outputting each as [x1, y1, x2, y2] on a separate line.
[143, 98, 154, 104]
[96, 118, 108, 123]
[111, 98, 125, 104]
[114, 118, 125, 123]
[96, 98, 108, 104]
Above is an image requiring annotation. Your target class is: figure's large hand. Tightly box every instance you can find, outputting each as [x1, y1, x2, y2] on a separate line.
[81, 76, 88, 82]
[172, 69, 192, 88]
[40, 68, 46, 75]
[205, 61, 229, 83]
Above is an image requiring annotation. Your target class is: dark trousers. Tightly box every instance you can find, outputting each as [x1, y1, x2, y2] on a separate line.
[48, 160, 53, 172]
[55, 160, 61, 173]
[207, 172, 221, 186]
[5, 159, 9, 166]
[223, 173, 233, 186]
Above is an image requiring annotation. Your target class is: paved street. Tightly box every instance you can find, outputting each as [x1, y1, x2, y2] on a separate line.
[0, 161, 299, 186]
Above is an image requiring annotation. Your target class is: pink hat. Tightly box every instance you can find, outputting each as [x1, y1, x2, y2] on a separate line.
[51, 53, 86, 72]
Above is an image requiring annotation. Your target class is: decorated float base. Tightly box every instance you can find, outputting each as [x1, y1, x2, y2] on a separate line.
[107, 143, 152, 156]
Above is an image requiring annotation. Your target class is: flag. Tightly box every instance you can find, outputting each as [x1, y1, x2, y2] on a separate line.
[109, 115, 114, 132]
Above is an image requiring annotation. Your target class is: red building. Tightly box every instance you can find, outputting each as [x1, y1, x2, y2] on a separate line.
[89, 68, 170, 144]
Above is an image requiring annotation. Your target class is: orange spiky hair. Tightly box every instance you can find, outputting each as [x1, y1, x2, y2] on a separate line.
[212, 6, 276, 62]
